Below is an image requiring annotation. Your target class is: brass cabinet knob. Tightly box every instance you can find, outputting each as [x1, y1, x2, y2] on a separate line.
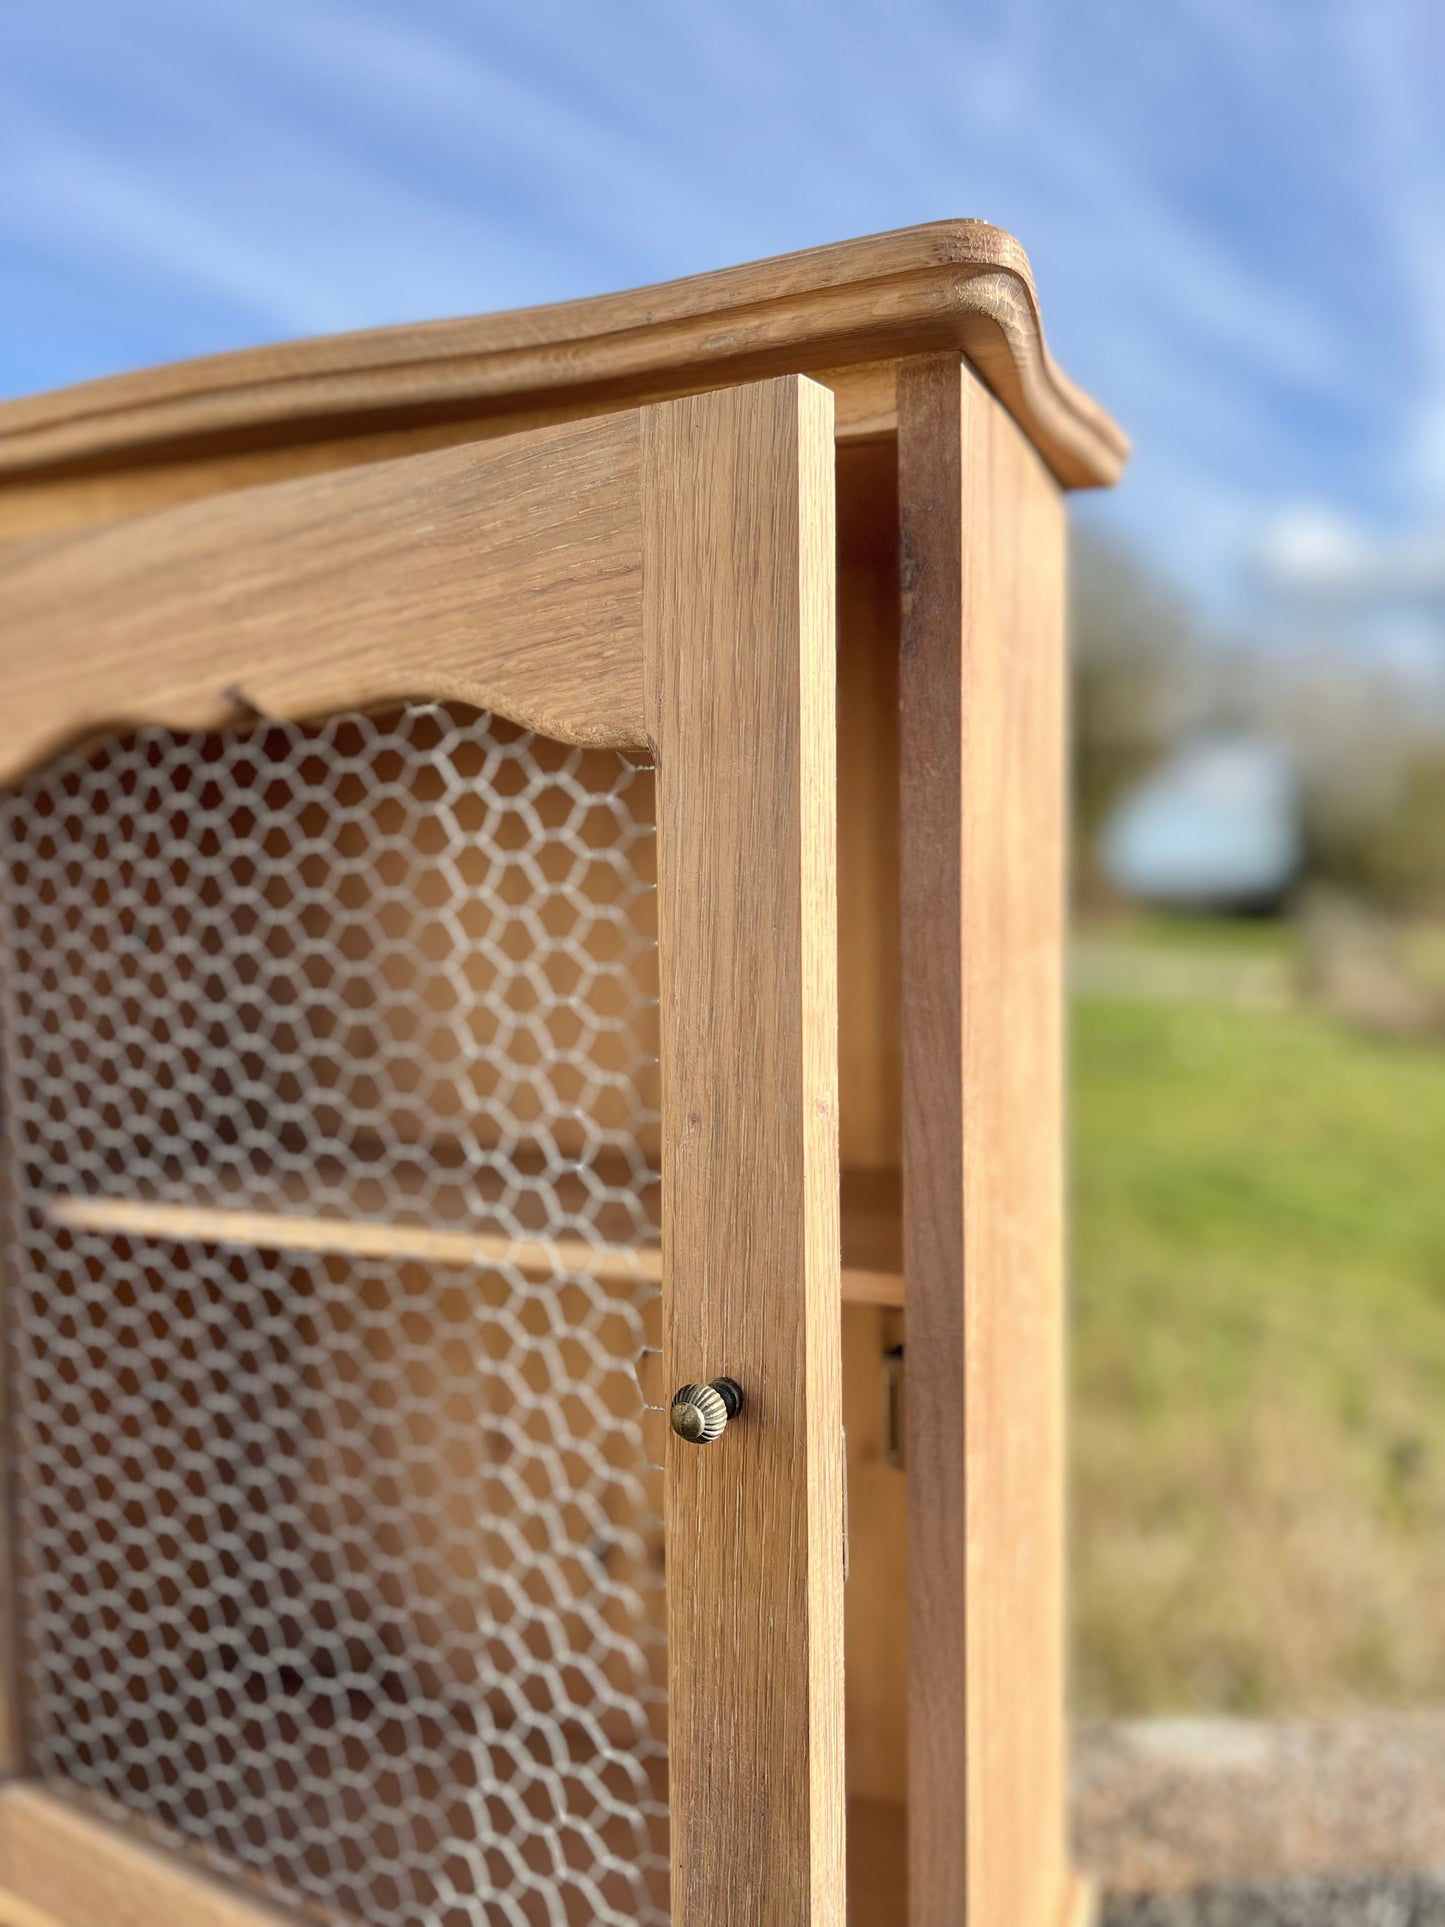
[669, 1377, 744, 1444]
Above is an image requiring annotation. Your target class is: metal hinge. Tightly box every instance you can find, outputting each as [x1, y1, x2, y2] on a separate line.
[882, 1345, 905, 1471]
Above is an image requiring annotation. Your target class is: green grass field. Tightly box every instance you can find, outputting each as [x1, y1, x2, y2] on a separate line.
[1070, 921, 1445, 1715]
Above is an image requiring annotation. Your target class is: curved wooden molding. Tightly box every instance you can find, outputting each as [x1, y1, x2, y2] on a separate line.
[0, 222, 1127, 491]
[0, 411, 646, 784]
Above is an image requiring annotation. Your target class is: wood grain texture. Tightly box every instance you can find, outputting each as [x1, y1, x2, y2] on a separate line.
[0, 225, 1125, 493]
[899, 355, 1070, 1927]
[0, 411, 646, 783]
[0, 363, 899, 546]
[0, 1786, 296, 1927]
[644, 377, 845, 1925]
[0, 1887, 64, 1927]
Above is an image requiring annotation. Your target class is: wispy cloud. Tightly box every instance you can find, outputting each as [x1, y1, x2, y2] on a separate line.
[3, 0, 1443, 657]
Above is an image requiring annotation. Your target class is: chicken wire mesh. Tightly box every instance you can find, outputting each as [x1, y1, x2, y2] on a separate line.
[0, 701, 669, 1926]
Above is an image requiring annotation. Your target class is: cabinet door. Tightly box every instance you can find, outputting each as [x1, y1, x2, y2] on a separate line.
[0, 377, 843, 1927]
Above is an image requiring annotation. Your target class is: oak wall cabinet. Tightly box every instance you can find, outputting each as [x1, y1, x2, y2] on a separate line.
[0, 224, 1124, 1927]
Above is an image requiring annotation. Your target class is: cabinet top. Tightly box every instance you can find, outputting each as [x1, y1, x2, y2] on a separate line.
[0, 221, 1126, 491]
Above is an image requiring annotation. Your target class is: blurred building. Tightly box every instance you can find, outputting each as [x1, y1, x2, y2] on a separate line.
[1100, 731, 1301, 913]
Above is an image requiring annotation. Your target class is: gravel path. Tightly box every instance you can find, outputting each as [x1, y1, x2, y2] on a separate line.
[1102, 1874, 1445, 1926]
[1076, 1715, 1445, 1892]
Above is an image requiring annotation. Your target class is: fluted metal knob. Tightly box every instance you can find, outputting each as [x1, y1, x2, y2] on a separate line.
[669, 1377, 744, 1444]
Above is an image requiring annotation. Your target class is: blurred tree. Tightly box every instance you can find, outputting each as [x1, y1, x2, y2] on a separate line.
[1303, 744, 1445, 913]
[1069, 532, 1196, 905]
[1070, 532, 1445, 917]
[1245, 647, 1445, 912]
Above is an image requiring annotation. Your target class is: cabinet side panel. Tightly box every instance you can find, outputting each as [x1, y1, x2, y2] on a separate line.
[644, 376, 844, 1927]
[900, 354, 1069, 1927]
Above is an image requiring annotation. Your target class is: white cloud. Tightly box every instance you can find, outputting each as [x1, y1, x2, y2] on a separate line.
[3, 0, 1445, 670]
[1256, 503, 1445, 603]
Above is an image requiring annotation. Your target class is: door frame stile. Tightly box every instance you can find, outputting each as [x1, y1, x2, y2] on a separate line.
[643, 375, 845, 1927]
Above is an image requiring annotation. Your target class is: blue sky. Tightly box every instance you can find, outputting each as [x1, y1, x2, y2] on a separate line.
[5, 0, 1445, 638]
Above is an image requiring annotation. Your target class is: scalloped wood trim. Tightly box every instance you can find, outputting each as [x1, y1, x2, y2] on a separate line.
[0, 412, 646, 783]
[0, 223, 1126, 491]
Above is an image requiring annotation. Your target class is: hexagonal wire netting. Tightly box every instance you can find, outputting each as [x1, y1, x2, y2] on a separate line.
[0, 703, 669, 1925]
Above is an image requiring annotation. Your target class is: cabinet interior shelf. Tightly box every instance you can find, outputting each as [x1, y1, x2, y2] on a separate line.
[48, 1168, 904, 1307]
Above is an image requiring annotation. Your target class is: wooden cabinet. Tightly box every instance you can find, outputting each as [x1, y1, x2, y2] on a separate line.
[0, 223, 1124, 1927]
